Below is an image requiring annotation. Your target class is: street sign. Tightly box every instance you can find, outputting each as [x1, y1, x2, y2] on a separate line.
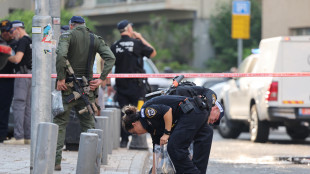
[232, 15, 250, 39]
[233, 1, 251, 15]
[231, 0, 251, 39]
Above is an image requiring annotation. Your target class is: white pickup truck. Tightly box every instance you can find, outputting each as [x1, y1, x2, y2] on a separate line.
[217, 36, 310, 142]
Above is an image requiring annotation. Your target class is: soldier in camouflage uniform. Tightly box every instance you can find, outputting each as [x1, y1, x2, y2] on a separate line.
[54, 16, 115, 171]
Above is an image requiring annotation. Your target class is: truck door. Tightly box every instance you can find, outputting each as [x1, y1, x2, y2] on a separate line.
[280, 41, 310, 111]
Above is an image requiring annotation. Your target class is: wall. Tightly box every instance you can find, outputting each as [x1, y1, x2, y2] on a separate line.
[262, 0, 310, 38]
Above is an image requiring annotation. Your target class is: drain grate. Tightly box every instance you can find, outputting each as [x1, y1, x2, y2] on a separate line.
[276, 157, 310, 165]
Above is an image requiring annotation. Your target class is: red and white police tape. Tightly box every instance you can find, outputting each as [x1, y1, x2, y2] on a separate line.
[0, 72, 310, 78]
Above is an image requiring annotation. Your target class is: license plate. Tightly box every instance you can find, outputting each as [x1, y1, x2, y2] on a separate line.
[299, 108, 310, 116]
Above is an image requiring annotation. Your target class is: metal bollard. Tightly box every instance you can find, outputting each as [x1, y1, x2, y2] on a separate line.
[106, 108, 120, 149]
[129, 134, 149, 150]
[33, 122, 58, 174]
[95, 116, 109, 165]
[100, 110, 114, 154]
[76, 133, 98, 174]
[115, 108, 121, 149]
[87, 129, 103, 174]
[115, 108, 121, 141]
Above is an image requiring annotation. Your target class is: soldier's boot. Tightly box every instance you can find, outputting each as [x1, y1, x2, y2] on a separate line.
[54, 164, 61, 171]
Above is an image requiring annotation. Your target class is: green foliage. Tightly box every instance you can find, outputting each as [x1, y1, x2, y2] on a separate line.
[207, 0, 261, 72]
[0, 9, 97, 37]
[0, 10, 34, 36]
[111, 15, 193, 72]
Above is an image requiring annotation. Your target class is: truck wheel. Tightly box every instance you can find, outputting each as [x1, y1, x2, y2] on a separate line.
[249, 104, 269, 143]
[218, 113, 242, 139]
[286, 125, 309, 141]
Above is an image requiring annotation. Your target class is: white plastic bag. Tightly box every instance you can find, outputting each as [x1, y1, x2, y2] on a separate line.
[154, 144, 176, 174]
[188, 142, 194, 160]
[52, 90, 64, 117]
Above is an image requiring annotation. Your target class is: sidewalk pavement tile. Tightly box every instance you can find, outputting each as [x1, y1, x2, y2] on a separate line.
[0, 143, 150, 174]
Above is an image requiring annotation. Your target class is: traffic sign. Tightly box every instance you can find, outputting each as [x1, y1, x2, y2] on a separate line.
[231, 0, 251, 39]
[233, 0, 251, 15]
[232, 15, 250, 39]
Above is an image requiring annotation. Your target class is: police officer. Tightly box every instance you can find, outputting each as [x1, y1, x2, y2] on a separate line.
[0, 20, 16, 143]
[4, 20, 32, 145]
[54, 16, 115, 171]
[110, 19, 157, 148]
[122, 95, 221, 174]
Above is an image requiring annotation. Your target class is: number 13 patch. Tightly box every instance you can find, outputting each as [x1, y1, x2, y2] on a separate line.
[145, 107, 157, 118]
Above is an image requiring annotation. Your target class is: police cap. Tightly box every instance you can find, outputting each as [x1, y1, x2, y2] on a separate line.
[69, 16, 85, 24]
[11, 20, 25, 28]
[0, 20, 11, 31]
[117, 20, 133, 30]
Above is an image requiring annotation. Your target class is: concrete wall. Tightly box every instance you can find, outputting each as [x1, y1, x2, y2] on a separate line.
[0, 0, 65, 18]
[75, 0, 230, 69]
[0, 0, 33, 18]
[262, 0, 310, 38]
[77, 0, 229, 20]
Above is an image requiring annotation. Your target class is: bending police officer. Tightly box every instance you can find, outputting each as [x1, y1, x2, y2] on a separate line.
[54, 16, 115, 171]
[122, 95, 220, 174]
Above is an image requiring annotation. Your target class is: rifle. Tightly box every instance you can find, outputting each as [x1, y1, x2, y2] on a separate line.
[64, 60, 97, 121]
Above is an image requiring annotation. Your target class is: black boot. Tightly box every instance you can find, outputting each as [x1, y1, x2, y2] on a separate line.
[120, 139, 128, 148]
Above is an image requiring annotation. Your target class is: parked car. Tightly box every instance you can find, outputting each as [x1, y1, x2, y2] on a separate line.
[110, 57, 171, 92]
[217, 36, 310, 143]
[188, 77, 229, 89]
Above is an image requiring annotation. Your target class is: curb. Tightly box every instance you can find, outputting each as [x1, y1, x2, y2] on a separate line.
[129, 150, 150, 174]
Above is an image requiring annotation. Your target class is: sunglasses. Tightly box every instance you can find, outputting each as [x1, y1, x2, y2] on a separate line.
[9, 28, 17, 34]
[1, 29, 10, 33]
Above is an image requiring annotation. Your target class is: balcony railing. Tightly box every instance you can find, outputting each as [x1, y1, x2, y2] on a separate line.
[97, 0, 163, 5]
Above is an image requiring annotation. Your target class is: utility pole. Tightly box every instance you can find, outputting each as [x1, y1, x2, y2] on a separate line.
[49, 0, 61, 108]
[231, 0, 251, 67]
[30, 0, 53, 173]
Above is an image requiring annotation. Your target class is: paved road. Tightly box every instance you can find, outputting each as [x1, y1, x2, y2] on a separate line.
[3, 126, 302, 174]
[207, 127, 310, 174]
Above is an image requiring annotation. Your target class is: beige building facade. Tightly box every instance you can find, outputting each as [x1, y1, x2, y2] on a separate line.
[0, 0, 34, 18]
[73, 0, 229, 69]
[262, 0, 310, 38]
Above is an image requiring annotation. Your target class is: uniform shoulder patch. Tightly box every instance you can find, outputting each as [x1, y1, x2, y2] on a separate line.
[212, 94, 217, 105]
[60, 32, 71, 40]
[145, 107, 157, 118]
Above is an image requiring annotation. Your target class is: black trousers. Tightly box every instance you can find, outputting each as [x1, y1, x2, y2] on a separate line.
[116, 89, 145, 141]
[0, 79, 14, 140]
[167, 108, 213, 174]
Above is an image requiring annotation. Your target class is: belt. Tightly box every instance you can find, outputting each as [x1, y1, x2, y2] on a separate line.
[65, 77, 91, 83]
[178, 97, 208, 114]
[178, 98, 194, 114]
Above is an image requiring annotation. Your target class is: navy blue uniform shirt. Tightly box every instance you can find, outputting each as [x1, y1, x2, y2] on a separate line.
[111, 35, 153, 95]
[139, 95, 189, 146]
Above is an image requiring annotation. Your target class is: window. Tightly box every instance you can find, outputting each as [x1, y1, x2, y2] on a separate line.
[291, 28, 310, 36]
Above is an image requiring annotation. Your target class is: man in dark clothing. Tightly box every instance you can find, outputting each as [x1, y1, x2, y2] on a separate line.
[3, 20, 31, 145]
[122, 95, 221, 174]
[110, 19, 157, 148]
[0, 20, 16, 143]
